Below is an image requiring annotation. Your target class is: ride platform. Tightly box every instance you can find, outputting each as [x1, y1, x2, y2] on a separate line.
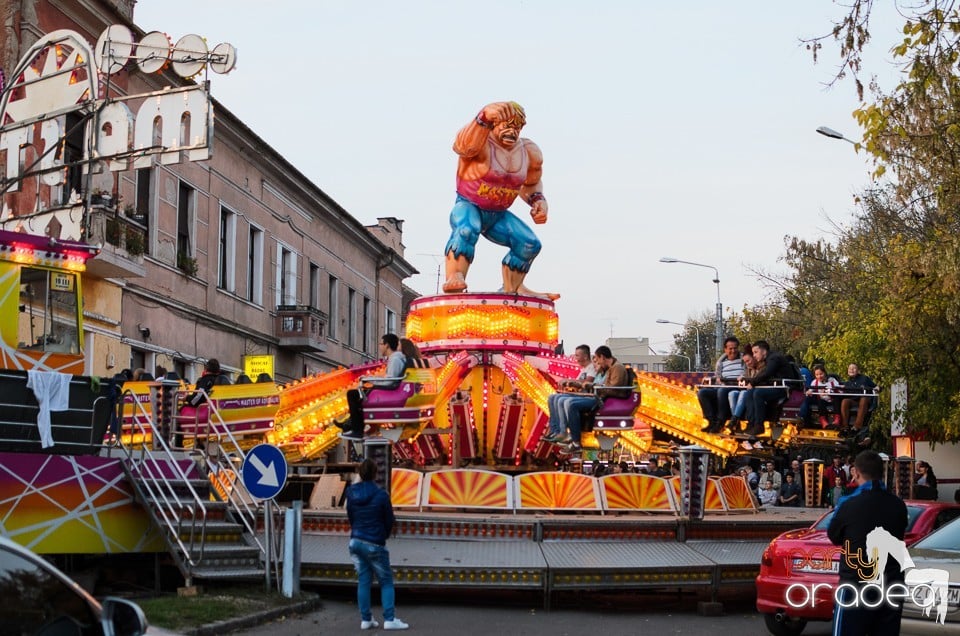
[294, 506, 822, 608]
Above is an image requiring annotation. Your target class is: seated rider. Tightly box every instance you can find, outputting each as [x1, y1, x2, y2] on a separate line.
[799, 363, 842, 428]
[186, 358, 230, 408]
[699, 336, 746, 433]
[341, 334, 407, 441]
[839, 363, 877, 435]
[555, 346, 631, 455]
[542, 344, 596, 443]
[740, 340, 800, 437]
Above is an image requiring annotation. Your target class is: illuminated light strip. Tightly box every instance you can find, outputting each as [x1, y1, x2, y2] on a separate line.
[496, 352, 553, 415]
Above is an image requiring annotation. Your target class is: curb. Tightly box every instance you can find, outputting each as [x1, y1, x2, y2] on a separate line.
[183, 592, 323, 636]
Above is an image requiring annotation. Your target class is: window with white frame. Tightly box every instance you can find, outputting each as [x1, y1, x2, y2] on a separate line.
[276, 243, 298, 307]
[177, 181, 195, 267]
[328, 275, 338, 340]
[348, 288, 357, 348]
[218, 205, 237, 292]
[386, 308, 397, 336]
[362, 297, 372, 354]
[247, 226, 263, 304]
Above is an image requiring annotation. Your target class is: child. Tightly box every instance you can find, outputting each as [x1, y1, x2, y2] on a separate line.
[827, 475, 845, 508]
[800, 364, 842, 428]
[758, 479, 778, 507]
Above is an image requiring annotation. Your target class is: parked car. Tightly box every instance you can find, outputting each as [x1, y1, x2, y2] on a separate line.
[756, 500, 960, 636]
[0, 535, 178, 635]
[901, 515, 960, 634]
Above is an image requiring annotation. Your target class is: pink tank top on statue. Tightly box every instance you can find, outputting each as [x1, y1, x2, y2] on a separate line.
[456, 138, 528, 211]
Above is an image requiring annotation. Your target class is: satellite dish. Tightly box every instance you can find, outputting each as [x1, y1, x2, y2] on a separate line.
[94, 25, 134, 74]
[209, 42, 238, 75]
[137, 31, 172, 74]
[172, 34, 207, 79]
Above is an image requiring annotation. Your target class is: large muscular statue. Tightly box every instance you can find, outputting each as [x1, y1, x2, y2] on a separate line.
[442, 101, 558, 300]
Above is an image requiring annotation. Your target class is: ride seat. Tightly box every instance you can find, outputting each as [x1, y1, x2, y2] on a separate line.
[581, 389, 641, 431]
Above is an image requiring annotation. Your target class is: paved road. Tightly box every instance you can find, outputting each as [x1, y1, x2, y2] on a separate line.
[233, 588, 836, 636]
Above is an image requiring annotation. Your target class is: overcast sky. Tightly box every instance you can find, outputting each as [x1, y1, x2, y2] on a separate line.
[134, 1, 900, 355]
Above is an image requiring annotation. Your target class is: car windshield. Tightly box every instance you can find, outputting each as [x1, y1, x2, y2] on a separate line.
[813, 504, 924, 531]
[912, 515, 960, 552]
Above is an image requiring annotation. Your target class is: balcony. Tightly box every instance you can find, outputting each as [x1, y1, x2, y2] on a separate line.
[84, 205, 147, 279]
[275, 305, 328, 352]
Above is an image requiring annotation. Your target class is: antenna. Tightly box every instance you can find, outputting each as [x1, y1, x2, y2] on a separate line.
[417, 253, 443, 294]
[599, 317, 617, 339]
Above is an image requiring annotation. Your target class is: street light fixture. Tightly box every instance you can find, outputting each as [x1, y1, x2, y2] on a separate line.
[659, 257, 723, 358]
[816, 125, 858, 147]
[657, 319, 701, 371]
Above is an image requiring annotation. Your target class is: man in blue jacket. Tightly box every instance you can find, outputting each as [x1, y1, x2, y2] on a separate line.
[346, 459, 409, 630]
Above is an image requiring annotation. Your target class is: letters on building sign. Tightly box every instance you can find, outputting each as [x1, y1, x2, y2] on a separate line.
[0, 26, 235, 238]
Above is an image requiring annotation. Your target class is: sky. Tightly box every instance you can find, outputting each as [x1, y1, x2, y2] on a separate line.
[134, 1, 902, 356]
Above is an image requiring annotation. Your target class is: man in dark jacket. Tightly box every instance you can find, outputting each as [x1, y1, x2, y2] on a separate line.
[827, 450, 909, 636]
[741, 340, 799, 436]
[346, 459, 408, 631]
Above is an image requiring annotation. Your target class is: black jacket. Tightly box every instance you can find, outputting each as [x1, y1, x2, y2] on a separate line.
[827, 480, 908, 583]
[747, 352, 798, 387]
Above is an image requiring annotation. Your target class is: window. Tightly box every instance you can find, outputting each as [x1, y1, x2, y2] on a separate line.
[18, 267, 81, 354]
[348, 288, 357, 348]
[386, 308, 397, 336]
[247, 226, 263, 304]
[61, 112, 84, 205]
[309, 263, 320, 309]
[362, 297, 372, 354]
[218, 206, 236, 292]
[275, 243, 297, 307]
[328, 275, 338, 340]
[177, 181, 195, 268]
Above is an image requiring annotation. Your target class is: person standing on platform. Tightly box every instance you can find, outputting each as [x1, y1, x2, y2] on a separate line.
[346, 459, 409, 631]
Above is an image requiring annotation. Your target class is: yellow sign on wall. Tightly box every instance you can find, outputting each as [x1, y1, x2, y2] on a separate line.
[244, 355, 274, 380]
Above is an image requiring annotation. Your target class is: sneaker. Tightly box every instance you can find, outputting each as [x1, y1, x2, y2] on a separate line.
[831, 414, 842, 426]
[753, 441, 764, 450]
[384, 618, 409, 630]
[555, 435, 572, 445]
[361, 619, 380, 630]
[541, 432, 561, 442]
[818, 416, 830, 429]
[565, 443, 582, 453]
[740, 441, 753, 451]
[339, 432, 363, 442]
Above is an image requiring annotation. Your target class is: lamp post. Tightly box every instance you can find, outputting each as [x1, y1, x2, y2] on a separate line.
[659, 257, 722, 358]
[815, 125, 858, 147]
[657, 319, 701, 371]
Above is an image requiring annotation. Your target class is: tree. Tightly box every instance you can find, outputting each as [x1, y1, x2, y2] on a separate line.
[797, 1, 960, 442]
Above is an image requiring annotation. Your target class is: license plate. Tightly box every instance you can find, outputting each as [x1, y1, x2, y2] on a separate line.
[909, 584, 960, 608]
[791, 558, 839, 574]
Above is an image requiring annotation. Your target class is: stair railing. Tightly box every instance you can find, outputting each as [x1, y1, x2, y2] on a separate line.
[114, 387, 209, 571]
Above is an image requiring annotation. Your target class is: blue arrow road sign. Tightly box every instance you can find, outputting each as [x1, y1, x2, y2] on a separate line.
[241, 444, 288, 500]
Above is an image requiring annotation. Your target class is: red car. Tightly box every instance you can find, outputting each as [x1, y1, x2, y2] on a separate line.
[756, 501, 960, 636]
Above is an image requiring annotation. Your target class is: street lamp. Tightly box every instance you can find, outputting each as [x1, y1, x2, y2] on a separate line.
[816, 126, 858, 147]
[659, 257, 722, 358]
[657, 319, 701, 371]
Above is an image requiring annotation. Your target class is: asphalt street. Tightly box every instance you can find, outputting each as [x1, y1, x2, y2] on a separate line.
[232, 588, 837, 636]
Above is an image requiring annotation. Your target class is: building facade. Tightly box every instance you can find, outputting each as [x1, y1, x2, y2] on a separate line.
[1, 0, 416, 383]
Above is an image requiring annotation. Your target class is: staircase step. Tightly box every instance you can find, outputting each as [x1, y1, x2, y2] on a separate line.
[189, 544, 261, 559]
[190, 566, 265, 580]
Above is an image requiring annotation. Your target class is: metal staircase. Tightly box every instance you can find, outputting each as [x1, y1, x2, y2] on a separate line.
[113, 387, 276, 586]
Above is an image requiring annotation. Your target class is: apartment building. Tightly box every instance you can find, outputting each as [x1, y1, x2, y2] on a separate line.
[0, 0, 416, 382]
